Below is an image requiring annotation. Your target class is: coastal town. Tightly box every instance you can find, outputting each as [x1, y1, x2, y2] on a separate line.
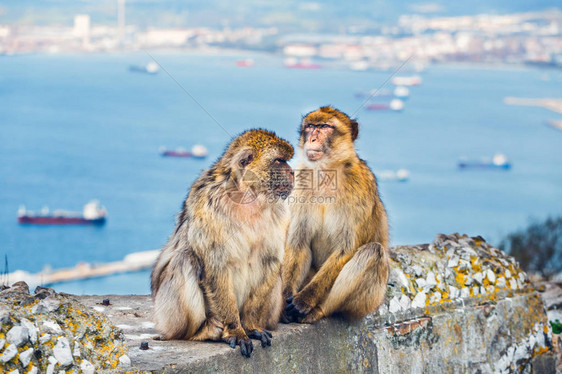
[1, 8, 561, 70]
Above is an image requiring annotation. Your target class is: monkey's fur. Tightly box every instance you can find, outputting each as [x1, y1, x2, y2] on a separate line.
[282, 106, 389, 324]
[151, 129, 294, 357]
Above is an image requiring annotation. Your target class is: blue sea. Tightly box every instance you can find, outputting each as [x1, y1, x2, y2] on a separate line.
[1, 52, 561, 294]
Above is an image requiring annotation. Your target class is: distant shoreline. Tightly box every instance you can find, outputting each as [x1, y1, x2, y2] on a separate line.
[504, 97, 562, 115]
[2, 48, 561, 74]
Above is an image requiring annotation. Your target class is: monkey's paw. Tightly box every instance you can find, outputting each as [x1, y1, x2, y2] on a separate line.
[285, 295, 314, 321]
[247, 329, 272, 348]
[298, 307, 324, 324]
[223, 330, 254, 358]
[279, 309, 297, 324]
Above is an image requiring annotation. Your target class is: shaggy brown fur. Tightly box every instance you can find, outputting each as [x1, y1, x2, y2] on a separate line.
[282, 106, 389, 324]
[151, 129, 294, 357]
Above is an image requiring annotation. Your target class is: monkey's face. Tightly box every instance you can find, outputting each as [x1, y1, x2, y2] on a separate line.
[224, 130, 294, 204]
[300, 107, 359, 163]
[266, 156, 294, 199]
[302, 121, 336, 162]
[234, 149, 294, 201]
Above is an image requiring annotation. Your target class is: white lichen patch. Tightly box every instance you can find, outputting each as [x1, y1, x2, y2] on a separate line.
[386, 233, 533, 312]
[0, 284, 129, 373]
[493, 323, 549, 374]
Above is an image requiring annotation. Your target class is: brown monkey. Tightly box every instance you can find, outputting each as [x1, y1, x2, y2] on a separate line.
[151, 129, 294, 357]
[281, 106, 389, 324]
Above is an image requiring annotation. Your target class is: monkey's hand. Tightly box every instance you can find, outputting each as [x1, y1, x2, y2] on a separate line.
[284, 294, 314, 321]
[246, 328, 272, 348]
[279, 308, 296, 324]
[222, 328, 254, 358]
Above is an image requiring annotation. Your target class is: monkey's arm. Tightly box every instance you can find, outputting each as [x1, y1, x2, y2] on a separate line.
[285, 248, 354, 319]
[281, 215, 314, 299]
[281, 243, 312, 299]
[199, 264, 254, 357]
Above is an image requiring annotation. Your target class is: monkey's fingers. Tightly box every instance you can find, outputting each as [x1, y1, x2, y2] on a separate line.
[248, 329, 272, 348]
[285, 302, 305, 319]
[279, 310, 293, 324]
[239, 338, 254, 358]
[225, 336, 237, 349]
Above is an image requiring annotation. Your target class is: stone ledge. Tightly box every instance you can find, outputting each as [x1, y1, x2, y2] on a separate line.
[1, 234, 555, 373]
[78, 292, 553, 373]
[73, 233, 555, 373]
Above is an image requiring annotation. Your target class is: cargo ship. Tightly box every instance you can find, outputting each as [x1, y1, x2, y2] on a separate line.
[366, 99, 404, 111]
[159, 144, 208, 159]
[236, 59, 254, 67]
[392, 76, 422, 86]
[378, 169, 410, 182]
[354, 89, 392, 99]
[18, 200, 107, 225]
[284, 58, 322, 69]
[458, 153, 511, 170]
[129, 62, 159, 75]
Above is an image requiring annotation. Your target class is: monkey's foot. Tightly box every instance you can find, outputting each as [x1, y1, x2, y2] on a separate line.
[285, 295, 314, 320]
[191, 318, 223, 341]
[222, 329, 254, 358]
[247, 329, 272, 348]
[298, 306, 325, 324]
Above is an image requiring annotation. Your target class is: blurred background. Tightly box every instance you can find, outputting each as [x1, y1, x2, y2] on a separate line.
[0, 0, 561, 294]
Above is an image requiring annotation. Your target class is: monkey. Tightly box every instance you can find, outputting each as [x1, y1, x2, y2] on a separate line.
[281, 106, 389, 324]
[151, 129, 294, 358]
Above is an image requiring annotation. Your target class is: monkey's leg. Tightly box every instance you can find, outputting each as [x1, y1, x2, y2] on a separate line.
[152, 251, 207, 340]
[280, 244, 312, 323]
[285, 248, 353, 321]
[302, 242, 389, 323]
[200, 269, 254, 358]
[282, 245, 312, 298]
[240, 264, 282, 348]
[265, 275, 284, 330]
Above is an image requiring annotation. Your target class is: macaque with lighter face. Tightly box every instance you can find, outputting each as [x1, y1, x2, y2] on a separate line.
[281, 106, 389, 324]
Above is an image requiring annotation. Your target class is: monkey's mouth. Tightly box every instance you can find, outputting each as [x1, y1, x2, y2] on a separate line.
[306, 150, 324, 161]
[269, 180, 293, 200]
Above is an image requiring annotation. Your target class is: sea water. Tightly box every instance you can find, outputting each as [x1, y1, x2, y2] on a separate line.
[1, 52, 561, 294]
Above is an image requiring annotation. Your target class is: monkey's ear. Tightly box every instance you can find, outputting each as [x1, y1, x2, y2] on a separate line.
[350, 119, 359, 141]
[237, 148, 256, 168]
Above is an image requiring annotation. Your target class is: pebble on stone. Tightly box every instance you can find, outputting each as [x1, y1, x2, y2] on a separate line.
[41, 320, 62, 334]
[80, 360, 96, 374]
[411, 292, 427, 309]
[53, 337, 73, 367]
[119, 354, 132, 367]
[486, 269, 496, 283]
[39, 333, 51, 344]
[21, 318, 38, 343]
[19, 347, 34, 367]
[6, 325, 29, 347]
[0, 343, 18, 363]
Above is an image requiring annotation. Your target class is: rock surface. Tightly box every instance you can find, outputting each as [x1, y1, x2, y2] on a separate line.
[1, 233, 556, 373]
[0, 283, 129, 372]
[79, 234, 555, 373]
